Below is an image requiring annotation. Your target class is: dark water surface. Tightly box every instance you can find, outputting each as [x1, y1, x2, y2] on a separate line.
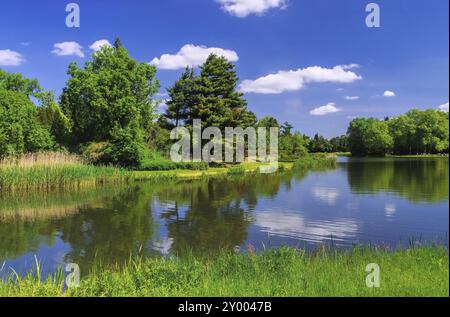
[0, 158, 448, 277]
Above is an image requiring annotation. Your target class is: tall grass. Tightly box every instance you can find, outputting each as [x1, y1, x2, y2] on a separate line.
[0, 246, 447, 297]
[293, 154, 337, 170]
[0, 152, 130, 192]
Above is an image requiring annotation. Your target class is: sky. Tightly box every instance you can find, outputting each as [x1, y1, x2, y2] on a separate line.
[0, 0, 448, 137]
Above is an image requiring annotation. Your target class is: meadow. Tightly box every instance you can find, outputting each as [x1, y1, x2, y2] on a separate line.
[0, 246, 447, 297]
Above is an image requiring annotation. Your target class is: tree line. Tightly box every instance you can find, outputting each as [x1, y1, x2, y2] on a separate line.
[1, 39, 448, 165]
[0, 40, 308, 167]
[347, 111, 449, 156]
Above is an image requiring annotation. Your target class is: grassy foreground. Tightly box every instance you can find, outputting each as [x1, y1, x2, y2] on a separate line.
[0, 247, 447, 297]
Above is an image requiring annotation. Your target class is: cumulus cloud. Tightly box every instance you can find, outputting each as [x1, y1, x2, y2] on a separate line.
[439, 102, 449, 113]
[89, 39, 112, 52]
[345, 96, 359, 100]
[0, 49, 25, 66]
[383, 90, 396, 97]
[239, 65, 362, 94]
[310, 103, 342, 116]
[216, 0, 286, 18]
[52, 42, 84, 58]
[150, 44, 239, 70]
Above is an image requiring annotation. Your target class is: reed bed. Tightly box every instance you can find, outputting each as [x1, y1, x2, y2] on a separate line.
[0, 152, 130, 192]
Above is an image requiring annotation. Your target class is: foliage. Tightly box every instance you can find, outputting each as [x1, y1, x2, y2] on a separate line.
[305, 133, 333, 153]
[279, 132, 308, 161]
[388, 109, 449, 155]
[0, 69, 40, 97]
[35, 91, 72, 146]
[164, 67, 196, 127]
[329, 135, 348, 152]
[0, 90, 54, 158]
[60, 43, 159, 166]
[347, 117, 393, 156]
[165, 54, 257, 130]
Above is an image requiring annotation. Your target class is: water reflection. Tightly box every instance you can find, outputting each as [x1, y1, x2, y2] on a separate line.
[0, 158, 448, 276]
[343, 157, 449, 202]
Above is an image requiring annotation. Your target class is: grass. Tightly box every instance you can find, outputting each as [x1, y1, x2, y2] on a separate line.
[293, 154, 337, 170]
[0, 152, 129, 192]
[0, 246, 447, 297]
[0, 152, 323, 192]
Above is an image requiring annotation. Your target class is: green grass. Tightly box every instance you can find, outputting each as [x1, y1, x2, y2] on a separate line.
[0, 164, 130, 192]
[0, 246, 447, 297]
[293, 154, 337, 170]
[0, 152, 298, 191]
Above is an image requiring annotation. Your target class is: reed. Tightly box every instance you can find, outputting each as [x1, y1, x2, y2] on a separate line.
[0, 152, 130, 192]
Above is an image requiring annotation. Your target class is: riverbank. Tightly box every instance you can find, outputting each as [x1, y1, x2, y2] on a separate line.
[1, 152, 338, 191]
[0, 246, 447, 297]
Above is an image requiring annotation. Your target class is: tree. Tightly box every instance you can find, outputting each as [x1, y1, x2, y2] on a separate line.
[0, 90, 54, 158]
[280, 122, 294, 136]
[189, 54, 256, 129]
[279, 132, 308, 161]
[60, 43, 159, 166]
[330, 135, 348, 152]
[388, 109, 449, 154]
[164, 67, 195, 127]
[257, 116, 279, 129]
[35, 91, 71, 146]
[307, 133, 333, 153]
[0, 69, 40, 97]
[347, 118, 393, 156]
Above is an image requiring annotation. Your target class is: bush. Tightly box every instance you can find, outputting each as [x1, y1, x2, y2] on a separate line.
[0, 90, 54, 158]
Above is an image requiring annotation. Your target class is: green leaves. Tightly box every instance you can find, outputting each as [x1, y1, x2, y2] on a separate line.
[60, 42, 160, 167]
[0, 90, 54, 158]
[165, 54, 256, 130]
[348, 117, 393, 156]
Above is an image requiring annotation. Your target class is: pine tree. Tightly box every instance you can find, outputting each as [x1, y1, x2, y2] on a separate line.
[190, 54, 256, 130]
[165, 67, 195, 127]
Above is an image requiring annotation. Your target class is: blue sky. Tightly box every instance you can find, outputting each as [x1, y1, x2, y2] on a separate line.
[0, 0, 448, 137]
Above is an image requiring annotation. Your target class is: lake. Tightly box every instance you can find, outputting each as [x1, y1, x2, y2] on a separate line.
[0, 157, 448, 277]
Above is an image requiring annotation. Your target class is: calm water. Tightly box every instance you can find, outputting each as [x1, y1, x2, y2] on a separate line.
[0, 158, 448, 277]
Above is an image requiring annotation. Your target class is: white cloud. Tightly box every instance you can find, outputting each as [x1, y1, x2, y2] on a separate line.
[439, 102, 449, 113]
[20, 42, 30, 46]
[240, 65, 362, 94]
[310, 102, 342, 116]
[383, 90, 396, 97]
[345, 96, 360, 100]
[150, 44, 239, 70]
[216, 0, 286, 18]
[89, 39, 112, 52]
[0, 49, 25, 66]
[52, 42, 84, 58]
